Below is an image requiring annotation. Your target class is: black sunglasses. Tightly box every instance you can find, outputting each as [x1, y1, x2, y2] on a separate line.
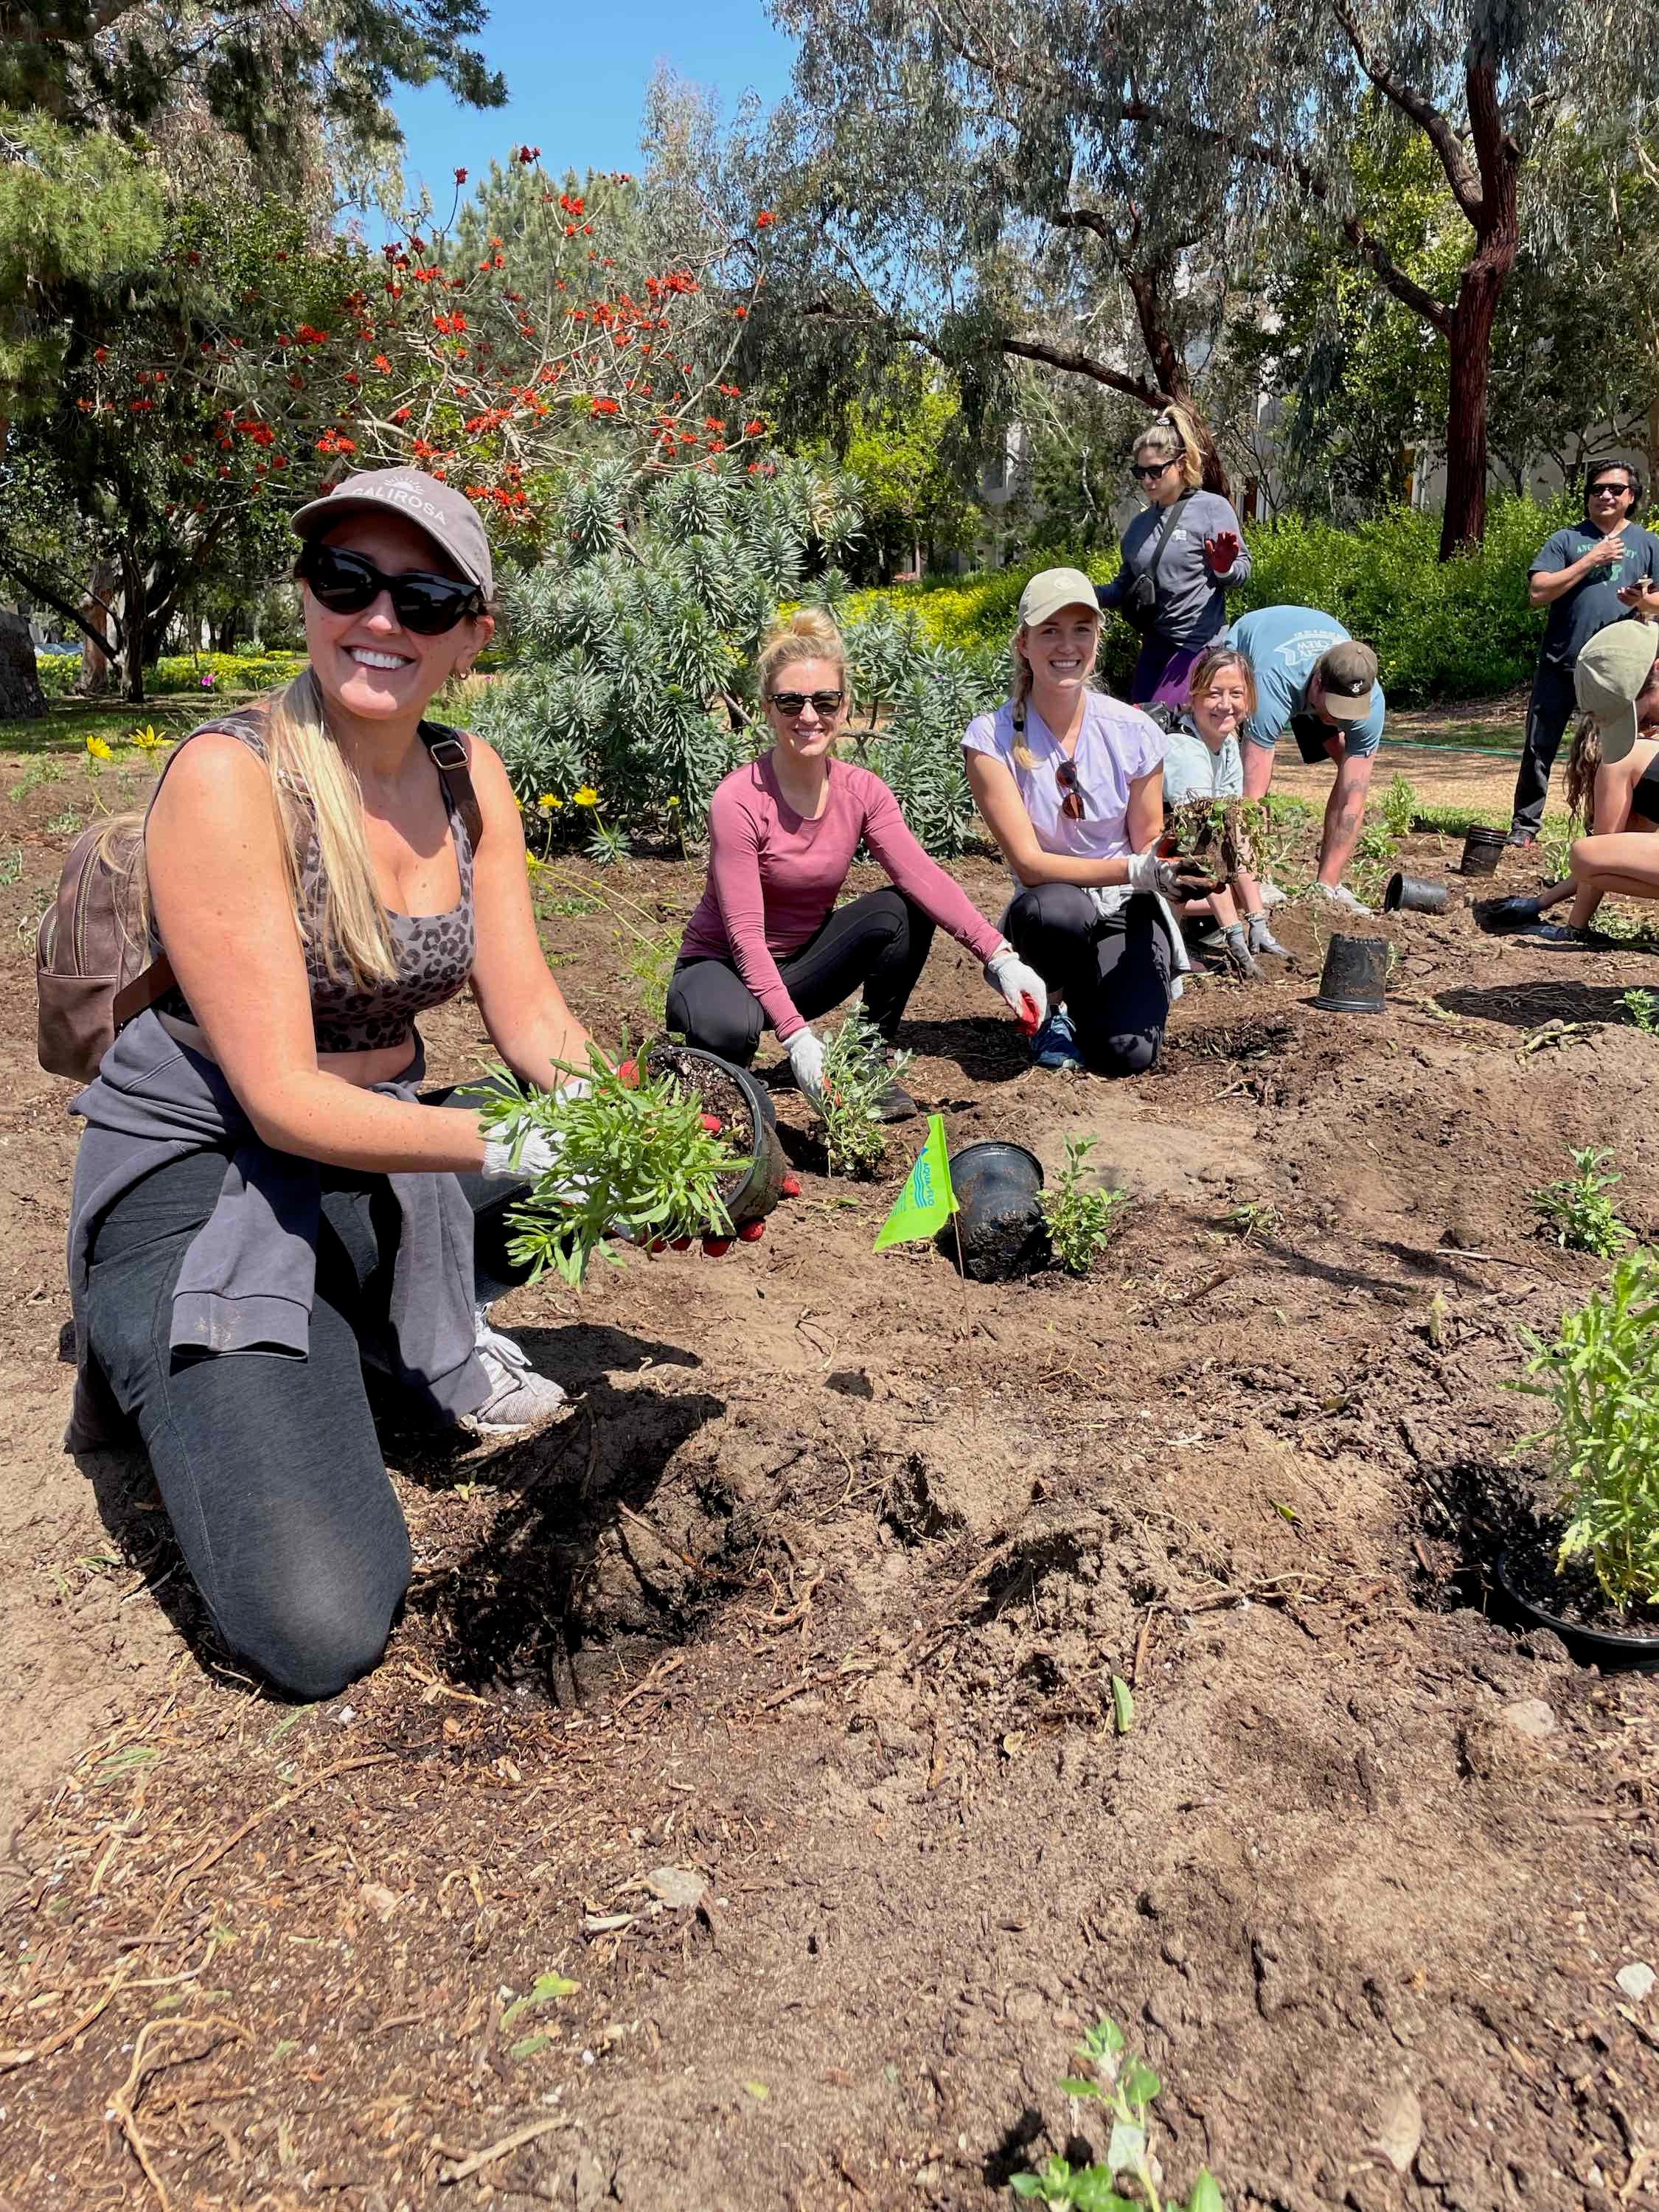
[1589, 480, 1633, 498]
[1055, 756, 1089, 821]
[1131, 460, 1174, 481]
[297, 542, 485, 636]
[769, 689, 845, 717]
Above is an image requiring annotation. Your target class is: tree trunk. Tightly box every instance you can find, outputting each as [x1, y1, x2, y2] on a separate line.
[0, 609, 47, 720]
[79, 558, 117, 695]
[1438, 258, 1509, 556]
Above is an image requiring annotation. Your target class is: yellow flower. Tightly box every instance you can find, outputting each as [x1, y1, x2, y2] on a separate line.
[85, 736, 114, 760]
[525, 851, 543, 874]
[128, 723, 163, 751]
[572, 786, 599, 807]
[667, 795, 681, 809]
[537, 793, 563, 811]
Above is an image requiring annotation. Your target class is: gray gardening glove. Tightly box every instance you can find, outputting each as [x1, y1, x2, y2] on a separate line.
[1246, 912, 1291, 960]
[1222, 924, 1264, 980]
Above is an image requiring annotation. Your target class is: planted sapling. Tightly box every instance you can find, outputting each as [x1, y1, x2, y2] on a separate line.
[818, 1006, 911, 1178]
[1621, 988, 1659, 1034]
[478, 1051, 749, 1287]
[1380, 772, 1419, 839]
[1164, 797, 1263, 880]
[1040, 1137, 1130, 1274]
[1011, 2016, 1224, 2212]
[1528, 1146, 1632, 1258]
[1512, 1249, 1659, 1617]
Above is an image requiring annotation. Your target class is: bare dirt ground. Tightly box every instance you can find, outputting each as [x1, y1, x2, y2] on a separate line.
[1, 743, 1657, 2212]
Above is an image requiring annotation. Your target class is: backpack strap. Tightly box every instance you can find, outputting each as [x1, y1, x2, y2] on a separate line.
[111, 948, 178, 1029]
[420, 721, 485, 849]
[1146, 490, 1195, 591]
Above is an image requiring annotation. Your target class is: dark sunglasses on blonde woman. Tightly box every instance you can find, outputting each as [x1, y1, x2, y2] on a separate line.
[296, 542, 486, 636]
[769, 689, 845, 717]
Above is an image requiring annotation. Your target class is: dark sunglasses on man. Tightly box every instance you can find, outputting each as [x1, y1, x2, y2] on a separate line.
[768, 688, 845, 717]
[1588, 479, 1633, 500]
[296, 541, 487, 636]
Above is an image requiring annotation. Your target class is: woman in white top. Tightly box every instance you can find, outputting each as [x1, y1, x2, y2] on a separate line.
[961, 568, 1214, 1076]
[1161, 644, 1288, 978]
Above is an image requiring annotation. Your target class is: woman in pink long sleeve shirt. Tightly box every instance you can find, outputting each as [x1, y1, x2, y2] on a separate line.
[671, 610, 1048, 1119]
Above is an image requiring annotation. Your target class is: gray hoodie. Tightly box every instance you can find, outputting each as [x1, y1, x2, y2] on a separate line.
[1097, 490, 1251, 650]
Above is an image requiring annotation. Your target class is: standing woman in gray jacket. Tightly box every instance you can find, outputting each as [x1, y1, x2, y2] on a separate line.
[1096, 405, 1252, 709]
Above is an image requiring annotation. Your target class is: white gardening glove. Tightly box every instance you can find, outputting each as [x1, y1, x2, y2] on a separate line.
[1126, 846, 1219, 901]
[984, 945, 1048, 1033]
[481, 1123, 563, 1181]
[785, 1026, 827, 1107]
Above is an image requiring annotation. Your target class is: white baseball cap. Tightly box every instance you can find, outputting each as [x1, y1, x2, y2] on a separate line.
[1018, 567, 1101, 630]
[1575, 619, 1659, 762]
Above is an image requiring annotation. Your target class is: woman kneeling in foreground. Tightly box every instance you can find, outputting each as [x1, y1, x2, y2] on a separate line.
[68, 467, 671, 1702]
[962, 569, 1214, 1077]
[1161, 644, 1289, 980]
[669, 609, 1047, 1116]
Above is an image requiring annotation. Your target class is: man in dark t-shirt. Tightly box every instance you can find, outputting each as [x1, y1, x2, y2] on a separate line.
[1509, 460, 1659, 843]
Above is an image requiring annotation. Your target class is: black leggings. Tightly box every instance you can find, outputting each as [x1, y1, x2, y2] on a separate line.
[1003, 884, 1172, 1076]
[82, 1102, 533, 1703]
[666, 886, 935, 1064]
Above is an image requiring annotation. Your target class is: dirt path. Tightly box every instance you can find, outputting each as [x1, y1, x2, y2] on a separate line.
[1, 755, 1655, 2212]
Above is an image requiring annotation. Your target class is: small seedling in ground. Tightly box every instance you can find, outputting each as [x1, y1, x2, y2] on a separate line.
[1040, 1137, 1130, 1274]
[1622, 988, 1659, 1034]
[1512, 1249, 1659, 1615]
[1528, 1146, 1632, 1258]
[1380, 772, 1419, 839]
[1012, 2016, 1224, 2211]
[1222, 1199, 1281, 1242]
[478, 1050, 749, 1287]
[818, 1006, 910, 1178]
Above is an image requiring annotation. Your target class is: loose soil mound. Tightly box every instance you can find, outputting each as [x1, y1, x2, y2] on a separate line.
[1, 760, 1655, 2212]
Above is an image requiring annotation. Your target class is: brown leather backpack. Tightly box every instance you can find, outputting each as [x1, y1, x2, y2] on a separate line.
[35, 720, 484, 1084]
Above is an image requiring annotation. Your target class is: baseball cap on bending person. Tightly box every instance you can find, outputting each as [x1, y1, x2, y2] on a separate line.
[290, 467, 493, 598]
[1575, 617, 1659, 763]
[1313, 638, 1378, 723]
[1018, 567, 1102, 630]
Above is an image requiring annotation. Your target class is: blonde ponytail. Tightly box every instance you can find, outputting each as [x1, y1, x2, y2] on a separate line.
[1133, 401, 1231, 499]
[756, 605, 850, 700]
[262, 669, 399, 986]
[1008, 636, 1037, 771]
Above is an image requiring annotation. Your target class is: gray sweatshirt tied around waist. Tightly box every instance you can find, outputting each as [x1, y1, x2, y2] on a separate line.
[65, 1009, 490, 1450]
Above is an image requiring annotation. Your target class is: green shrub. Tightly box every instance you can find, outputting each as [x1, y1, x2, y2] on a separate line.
[32, 652, 83, 697]
[1529, 1147, 1632, 1258]
[148, 650, 307, 694]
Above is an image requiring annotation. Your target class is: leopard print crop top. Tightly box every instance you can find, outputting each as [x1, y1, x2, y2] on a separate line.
[153, 707, 477, 1054]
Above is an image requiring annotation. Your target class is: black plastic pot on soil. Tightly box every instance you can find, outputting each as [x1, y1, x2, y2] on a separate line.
[1460, 827, 1508, 878]
[1384, 872, 1452, 915]
[1495, 1543, 1659, 1674]
[644, 1042, 787, 1228]
[1312, 933, 1389, 1014]
[942, 1140, 1050, 1281]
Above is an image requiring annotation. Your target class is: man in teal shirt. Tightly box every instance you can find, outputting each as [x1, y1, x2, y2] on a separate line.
[1509, 459, 1659, 844]
[1227, 605, 1385, 913]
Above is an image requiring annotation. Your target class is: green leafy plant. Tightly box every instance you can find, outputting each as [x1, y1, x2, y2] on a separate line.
[1623, 989, 1659, 1034]
[1040, 1137, 1130, 1274]
[478, 1051, 749, 1287]
[1380, 772, 1419, 838]
[1528, 1147, 1632, 1258]
[1164, 796, 1263, 878]
[1222, 1199, 1281, 1242]
[1011, 2017, 1224, 2212]
[1512, 1249, 1659, 1614]
[818, 1006, 908, 1177]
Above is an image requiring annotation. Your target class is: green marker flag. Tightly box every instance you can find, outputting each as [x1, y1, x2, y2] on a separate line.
[874, 1113, 958, 1251]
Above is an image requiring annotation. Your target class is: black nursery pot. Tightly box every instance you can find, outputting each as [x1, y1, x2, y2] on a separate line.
[1495, 1547, 1659, 1674]
[943, 1140, 1050, 1283]
[1312, 932, 1389, 1014]
[1460, 826, 1508, 878]
[644, 1042, 786, 1228]
[1383, 872, 1451, 915]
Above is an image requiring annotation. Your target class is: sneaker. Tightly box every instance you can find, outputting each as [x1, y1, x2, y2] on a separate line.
[1514, 922, 1603, 951]
[464, 1320, 571, 1436]
[1506, 828, 1538, 849]
[1030, 1008, 1087, 1075]
[1309, 881, 1374, 917]
[873, 1075, 919, 1123]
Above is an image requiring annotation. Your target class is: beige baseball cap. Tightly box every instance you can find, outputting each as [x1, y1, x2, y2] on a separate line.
[1315, 638, 1378, 722]
[291, 466, 494, 597]
[1018, 566, 1102, 630]
[1575, 619, 1659, 762]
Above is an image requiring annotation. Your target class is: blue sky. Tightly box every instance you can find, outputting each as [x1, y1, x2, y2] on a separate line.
[391, 0, 798, 203]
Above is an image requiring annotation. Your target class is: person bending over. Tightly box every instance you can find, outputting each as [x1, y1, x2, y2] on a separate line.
[66, 466, 725, 1705]
[1161, 644, 1288, 979]
[1095, 404, 1251, 709]
[1225, 604, 1384, 913]
[961, 568, 1212, 1078]
[668, 609, 1046, 1118]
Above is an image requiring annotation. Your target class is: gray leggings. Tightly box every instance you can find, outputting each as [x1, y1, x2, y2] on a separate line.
[83, 1115, 532, 1702]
